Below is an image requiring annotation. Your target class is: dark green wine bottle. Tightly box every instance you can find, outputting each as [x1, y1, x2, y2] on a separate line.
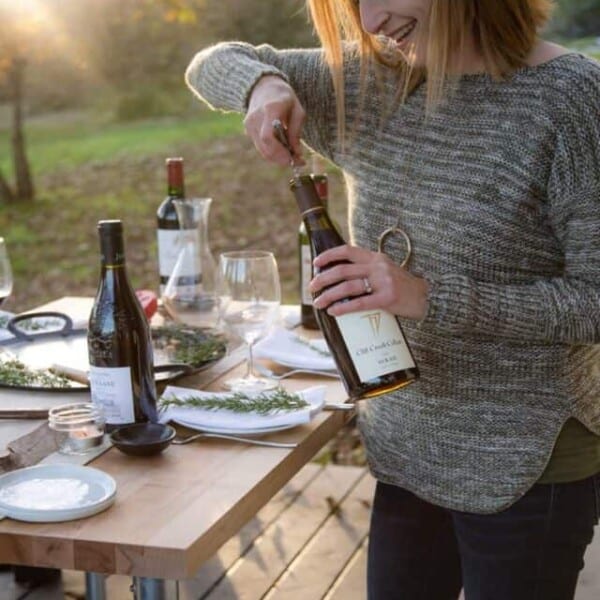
[290, 176, 419, 401]
[299, 172, 328, 330]
[88, 220, 158, 429]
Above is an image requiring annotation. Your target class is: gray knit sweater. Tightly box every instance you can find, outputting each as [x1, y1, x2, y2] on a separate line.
[186, 43, 600, 513]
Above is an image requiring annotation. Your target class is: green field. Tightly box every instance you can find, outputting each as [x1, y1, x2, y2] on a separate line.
[0, 108, 244, 177]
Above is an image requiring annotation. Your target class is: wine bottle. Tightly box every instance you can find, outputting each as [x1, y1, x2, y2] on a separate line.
[88, 220, 158, 429]
[156, 157, 201, 295]
[290, 175, 419, 400]
[299, 170, 328, 330]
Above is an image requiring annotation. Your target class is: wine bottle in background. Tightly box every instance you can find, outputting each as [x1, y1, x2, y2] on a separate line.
[290, 175, 419, 401]
[157, 157, 201, 295]
[88, 220, 158, 430]
[299, 160, 328, 329]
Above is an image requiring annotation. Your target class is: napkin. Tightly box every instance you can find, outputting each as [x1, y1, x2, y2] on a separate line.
[159, 384, 326, 432]
[254, 328, 336, 371]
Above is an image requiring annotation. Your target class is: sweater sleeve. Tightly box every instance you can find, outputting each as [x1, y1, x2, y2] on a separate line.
[421, 61, 600, 345]
[184, 42, 338, 161]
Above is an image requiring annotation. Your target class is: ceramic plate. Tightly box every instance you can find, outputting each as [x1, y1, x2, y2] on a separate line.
[0, 464, 116, 522]
[172, 418, 297, 436]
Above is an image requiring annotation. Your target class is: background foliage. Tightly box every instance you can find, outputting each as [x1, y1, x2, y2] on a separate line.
[0, 0, 598, 312]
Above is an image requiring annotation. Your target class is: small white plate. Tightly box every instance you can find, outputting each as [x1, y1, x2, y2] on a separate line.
[0, 464, 116, 523]
[172, 418, 298, 436]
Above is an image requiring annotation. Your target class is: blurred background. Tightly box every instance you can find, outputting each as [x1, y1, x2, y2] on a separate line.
[0, 0, 599, 312]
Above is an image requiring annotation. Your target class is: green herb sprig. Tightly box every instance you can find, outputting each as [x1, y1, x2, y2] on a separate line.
[0, 358, 72, 388]
[152, 325, 226, 366]
[159, 389, 309, 415]
[294, 335, 330, 357]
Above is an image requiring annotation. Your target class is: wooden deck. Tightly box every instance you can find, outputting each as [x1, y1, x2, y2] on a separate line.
[1, 463, 599, 600]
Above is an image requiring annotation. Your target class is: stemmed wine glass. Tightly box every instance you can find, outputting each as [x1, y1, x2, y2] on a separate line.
[218, 250, 281, 393]
[0, 238, 13, 308]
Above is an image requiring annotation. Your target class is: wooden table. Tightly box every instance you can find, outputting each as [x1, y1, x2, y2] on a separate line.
[0, 297, 352, 599]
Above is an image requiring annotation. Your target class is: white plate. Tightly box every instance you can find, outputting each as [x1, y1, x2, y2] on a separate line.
[160, 385, 326, 434]
[0, 464, 116, 523]
[172, 418, 298, 436]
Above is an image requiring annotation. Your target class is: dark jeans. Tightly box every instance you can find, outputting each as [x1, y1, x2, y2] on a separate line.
[368, 474, 600, 600]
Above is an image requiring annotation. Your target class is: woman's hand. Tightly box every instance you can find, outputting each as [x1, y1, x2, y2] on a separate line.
[244, 75, 306, 166]
[309, 245, 430, 321]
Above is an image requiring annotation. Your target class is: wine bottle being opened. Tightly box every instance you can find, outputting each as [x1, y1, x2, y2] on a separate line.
[88, 220, 158, 429]
[299, 172, 328, 330]
[290, 175, 419, 400]
[156, 157, 200, 295]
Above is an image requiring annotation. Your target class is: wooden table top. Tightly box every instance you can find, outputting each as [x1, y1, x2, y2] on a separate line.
[0, 297, 352, 579]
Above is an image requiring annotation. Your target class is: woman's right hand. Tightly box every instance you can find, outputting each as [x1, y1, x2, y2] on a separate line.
[244, 75, 306, 166]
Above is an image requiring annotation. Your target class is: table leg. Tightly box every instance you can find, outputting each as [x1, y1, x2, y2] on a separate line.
[85, 572, 106, 599]
[132, 576, 169, 600]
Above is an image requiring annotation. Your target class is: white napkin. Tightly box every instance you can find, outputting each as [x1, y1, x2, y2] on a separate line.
[254, 328, 336, 371]
[159, 384, 326, 432]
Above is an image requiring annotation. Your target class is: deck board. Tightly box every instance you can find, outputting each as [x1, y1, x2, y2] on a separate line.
[265, 472, 374, 599]
[200, 465, 365, 600]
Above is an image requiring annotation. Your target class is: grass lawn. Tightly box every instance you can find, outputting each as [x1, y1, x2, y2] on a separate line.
[0, 108, 244, 177]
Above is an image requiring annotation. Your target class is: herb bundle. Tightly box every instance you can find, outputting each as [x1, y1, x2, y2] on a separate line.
[159, 389, 309, 415]
[0, 358, 72, 388]
[152, 325, 226, 366]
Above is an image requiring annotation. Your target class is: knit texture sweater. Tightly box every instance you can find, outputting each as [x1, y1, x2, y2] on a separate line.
[186, 44, 600, 513]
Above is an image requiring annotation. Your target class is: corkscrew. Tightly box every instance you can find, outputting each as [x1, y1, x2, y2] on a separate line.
[272, 119, 302, 179]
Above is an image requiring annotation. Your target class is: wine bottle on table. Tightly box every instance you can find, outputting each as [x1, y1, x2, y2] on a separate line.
[157, 157, 192, 295]
[290, 175, 419, 401]
[299, 163, 328, 330]
[88, 220, 158, 430]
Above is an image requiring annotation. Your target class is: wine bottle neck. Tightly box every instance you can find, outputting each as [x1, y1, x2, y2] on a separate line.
[167, 159, 185, 198]
[99, 233, 126, 267]
[290, 175, 324, 214]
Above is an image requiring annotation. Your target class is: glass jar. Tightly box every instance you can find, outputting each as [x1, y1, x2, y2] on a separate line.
[48, 403, 106, 455]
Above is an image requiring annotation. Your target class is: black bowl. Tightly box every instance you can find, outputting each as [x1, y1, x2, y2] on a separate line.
[110, 423, 176, 456]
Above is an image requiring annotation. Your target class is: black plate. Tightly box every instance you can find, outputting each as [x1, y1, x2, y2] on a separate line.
[0, 313, 227, 392]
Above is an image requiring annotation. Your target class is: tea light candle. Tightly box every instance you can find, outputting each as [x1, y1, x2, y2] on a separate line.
[48, 403, 106, 455]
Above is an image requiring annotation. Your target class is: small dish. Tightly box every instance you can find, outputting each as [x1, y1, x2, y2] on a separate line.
[110, 423, 176, 456]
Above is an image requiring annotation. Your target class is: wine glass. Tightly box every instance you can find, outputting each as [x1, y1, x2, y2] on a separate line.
[218, 250, 281, 393]
[0, 238, 13, 308]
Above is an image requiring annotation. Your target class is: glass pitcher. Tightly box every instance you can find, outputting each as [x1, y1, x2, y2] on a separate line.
[161, 198, 218, 329]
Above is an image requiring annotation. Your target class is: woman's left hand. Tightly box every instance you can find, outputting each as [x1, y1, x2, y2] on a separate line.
[309, 245, 430, 321]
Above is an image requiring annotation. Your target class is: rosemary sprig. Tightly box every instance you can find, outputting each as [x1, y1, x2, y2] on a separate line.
[293, 335, 330, 357]
[0, 358, 72, 388]
[152, 325, 226, 366]
[159, 389, 309, 415]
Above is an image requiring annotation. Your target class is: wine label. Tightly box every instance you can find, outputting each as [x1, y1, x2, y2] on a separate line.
[89, 366, 135, 425]
[157, 228, 201, 280]
[335, 310, 416, 382]
[300, 243, 313, 305]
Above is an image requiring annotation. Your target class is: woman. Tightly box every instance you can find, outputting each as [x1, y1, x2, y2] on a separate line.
[185, 1, 600, 598]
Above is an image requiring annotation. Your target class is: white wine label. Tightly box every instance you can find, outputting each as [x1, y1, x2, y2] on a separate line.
[157, 228, 201, 279]
[89, 366, 135, 424]
[335, 310, 416, 382]
[301, 244, 313, 305]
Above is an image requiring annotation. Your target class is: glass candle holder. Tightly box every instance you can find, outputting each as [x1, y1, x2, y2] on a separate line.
[48, 403, 106, 455]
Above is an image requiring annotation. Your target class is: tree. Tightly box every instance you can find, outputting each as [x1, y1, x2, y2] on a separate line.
[0, 1, 40, 203]
[550, 0, 600, 38]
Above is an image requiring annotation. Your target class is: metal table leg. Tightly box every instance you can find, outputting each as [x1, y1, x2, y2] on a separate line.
[85, 572, 106, 600]
[132, 576, 169, 600]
